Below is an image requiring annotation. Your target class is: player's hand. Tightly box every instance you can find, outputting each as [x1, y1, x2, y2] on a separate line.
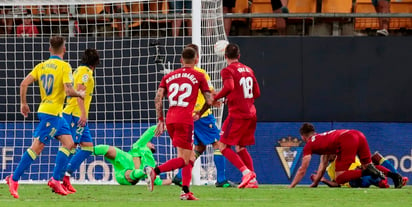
[212, 100, 223, 107]
[20, 103, 30, 118]
[78, 114, 87, 127]
[155, 121, 165, 137]
[193, 111, 201, 121]
[77, 90, 86, 99]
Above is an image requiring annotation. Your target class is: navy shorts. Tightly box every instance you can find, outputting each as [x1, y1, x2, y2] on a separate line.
[194, 114, 220, 146]
[34, 113, 71, 144]
[63, 113, 93, 144]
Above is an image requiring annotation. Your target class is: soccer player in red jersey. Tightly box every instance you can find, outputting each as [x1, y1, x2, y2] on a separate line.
[145, 47, 213, 200]
[213, 43, 261, 189]
[289, 123, 392, 188]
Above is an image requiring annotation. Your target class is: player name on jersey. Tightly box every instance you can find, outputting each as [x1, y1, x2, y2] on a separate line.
[165, 72, 199, 84]
[237, 67, 251, 73]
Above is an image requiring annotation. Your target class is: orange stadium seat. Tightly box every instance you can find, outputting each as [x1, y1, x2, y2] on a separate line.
[250, 1, 276, 30]
[128, 3, 144, 28]
[232, 0, 250, 23]
[79, 4, 108, 22]
[322, 0, 352, 13]
[287, 0, 317, 22]
[321, 0, 352, 22]
[147, 1, 170, 23]
[354, 0, 379, 30]
[390, 0, 412, 30]
[25, 6, 41, 22]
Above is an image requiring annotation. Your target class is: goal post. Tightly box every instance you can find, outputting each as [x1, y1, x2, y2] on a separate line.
[0, 0, 227, 185]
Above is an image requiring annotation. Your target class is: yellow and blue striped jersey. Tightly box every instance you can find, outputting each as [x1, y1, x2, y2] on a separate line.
[63, 65, 94, 117]
[194, 66, 214, 117]
[29, 56, 73, 116]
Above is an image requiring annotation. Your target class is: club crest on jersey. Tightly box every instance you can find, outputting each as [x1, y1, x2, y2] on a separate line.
[275, 136, 303, 179]
[82, 74, 89, 83]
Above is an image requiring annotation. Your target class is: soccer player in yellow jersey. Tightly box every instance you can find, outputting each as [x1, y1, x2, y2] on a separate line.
[172, 44, 236, 188]
[61, 49, 100, 193]
[6, 36, 85, 199]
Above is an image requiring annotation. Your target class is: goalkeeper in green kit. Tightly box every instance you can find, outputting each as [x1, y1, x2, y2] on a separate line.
[93, 125, 172, 185]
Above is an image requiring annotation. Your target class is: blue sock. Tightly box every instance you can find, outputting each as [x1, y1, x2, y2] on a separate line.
[12, 149, 37, 181]
[53, 147, 71, 181]
[214, 150, 226, 183]
[66, 147, 93, 175]
[175, 169, 182, 179]
[381, 160, 398, 173]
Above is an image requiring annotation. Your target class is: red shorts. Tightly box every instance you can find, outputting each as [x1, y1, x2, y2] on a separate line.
[166, 123, 194, 150]
[220, 116, 256, 146]
[335, 130, 372, 171]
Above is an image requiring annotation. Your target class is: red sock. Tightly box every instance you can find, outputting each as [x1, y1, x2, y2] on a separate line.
[158, 157, 186, 173]
[221, 147, 247, 172]
[335, 170, 362, 184]
[375, 165, 390, 175]
[182, 160, 194, 187]
[238, 148, 254, 172]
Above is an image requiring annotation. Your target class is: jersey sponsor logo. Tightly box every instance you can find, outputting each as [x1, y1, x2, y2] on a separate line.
[82, 74, 89, 83]
[275, 136, 303, 179]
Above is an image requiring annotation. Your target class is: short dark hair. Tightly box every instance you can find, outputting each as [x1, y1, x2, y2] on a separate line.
[181, 47, 196, 64]
[299, 123, 315, 136]
[81, 48, 100, 68]
[225, 43, 240, 59]
[49, 36, 66, 53]
[185, 44, 199, 55]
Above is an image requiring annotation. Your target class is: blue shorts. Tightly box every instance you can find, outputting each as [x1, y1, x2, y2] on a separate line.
[63, 113, 93, 144]
[193, 114, 220, 146]
[34, 113, 71, 144]
[169, 0, 192, 13]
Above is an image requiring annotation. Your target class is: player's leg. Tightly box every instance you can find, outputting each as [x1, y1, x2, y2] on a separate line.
[219, 117, 256, 188]
[372, 151, 408, 186]
[63, 120, 93, 193]
[145, 124, 190, 192]
[178, 147, 198, 200]
[236, 117, 258, 188]
[173, 144, 203, 186]
[7, 138, 45, 198]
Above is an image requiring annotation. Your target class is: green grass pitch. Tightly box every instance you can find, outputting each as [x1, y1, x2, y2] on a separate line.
[1, 184, 411, 207]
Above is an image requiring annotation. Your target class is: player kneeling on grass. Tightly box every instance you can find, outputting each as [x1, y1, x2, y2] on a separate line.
[93, 125, 172, 186]
[312, 152, 408, 188]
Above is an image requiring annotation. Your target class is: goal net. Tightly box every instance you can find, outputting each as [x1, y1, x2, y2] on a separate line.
[0, 0, 227, 185]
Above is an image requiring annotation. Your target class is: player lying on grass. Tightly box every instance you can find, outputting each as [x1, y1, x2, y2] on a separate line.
[93, 125, 172, 186]
[310, 152, 407, 188]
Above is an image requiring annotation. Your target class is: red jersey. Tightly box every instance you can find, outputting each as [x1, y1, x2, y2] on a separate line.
[159, 67, 210, 126]
[302, 129, 350, 156]
[16, 24, 39, 37]
[216, 62, 260, 119]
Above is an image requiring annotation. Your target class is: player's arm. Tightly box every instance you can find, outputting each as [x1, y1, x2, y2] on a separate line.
[76, 83, 87, 126]
[309, 155, 329, 187]
[289, 154, 312, 188]
[65, 83, 85, 99]
[154, 87, 166, 136]
[214, 69, 234, 100]
[19, 74, 36, 117]
[134, 125, 157, 147]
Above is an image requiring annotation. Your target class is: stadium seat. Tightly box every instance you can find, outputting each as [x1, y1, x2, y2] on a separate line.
[389, 0, 412, 30]
[287, 0, 317, 22]
[232, 0, 250, 23]
[147, 1, 170, 23]
[354, 0, 379, 30]
[25, 6, 41, 22]
[250, 1, 276, 30]
[322, 0, 352, 13]
[321, 0, 352, 23]
[79, 4, 108, 22]
[44, 6, 69, 22]
[128, 3, 144, 28]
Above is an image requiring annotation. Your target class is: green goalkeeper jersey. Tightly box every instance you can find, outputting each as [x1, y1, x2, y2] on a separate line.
[128, 125, 157, 169]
